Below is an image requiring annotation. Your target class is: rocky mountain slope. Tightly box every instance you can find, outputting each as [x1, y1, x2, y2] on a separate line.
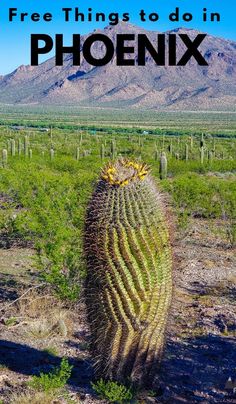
[0, 22, 235, 110]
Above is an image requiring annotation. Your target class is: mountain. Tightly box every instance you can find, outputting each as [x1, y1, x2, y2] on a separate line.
[0, 22, 235, 110]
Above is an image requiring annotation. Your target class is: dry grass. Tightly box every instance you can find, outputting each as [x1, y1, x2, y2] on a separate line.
[9, 390, 61, 404]
[16, 289, 59, 318]
[3, 289, 74, 340]
[26, 310, 71, 339]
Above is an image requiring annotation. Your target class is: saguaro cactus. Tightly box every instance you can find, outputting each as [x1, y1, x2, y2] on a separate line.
[18, 139, 22, 156]
[24, 135, 29, 157]
[154, 149, 159, 161]
[190, 135, 194, 150]
[159, 152, 168, 180]
[76, 147, 80, 161]
[185, 144, 189, 161]
[111, 139, 116, 159]
[2, 149, 8, 167]
[50, 148, 54, 160]
[168, 139, 173, 156]
[84, 159, 172, 386]
[200, 133, 204, 148]
[200, 146, 204, 164]
[10, 139, 16, 157]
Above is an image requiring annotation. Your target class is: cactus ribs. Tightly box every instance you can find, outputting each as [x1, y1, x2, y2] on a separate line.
[84, 159, 172, 387]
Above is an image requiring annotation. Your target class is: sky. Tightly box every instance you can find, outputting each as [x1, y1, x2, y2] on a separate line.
[0, 0, 235, 75]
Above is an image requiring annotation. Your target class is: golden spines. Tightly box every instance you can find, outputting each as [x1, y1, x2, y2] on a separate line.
[101, 159, 150, 186]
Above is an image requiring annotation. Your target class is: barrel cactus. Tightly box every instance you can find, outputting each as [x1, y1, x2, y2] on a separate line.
[84, 159, 172, 387]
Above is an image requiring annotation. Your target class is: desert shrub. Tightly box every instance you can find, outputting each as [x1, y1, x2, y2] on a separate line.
[28, 358, 72, 392]
[162, 173, 236, 232]
[0, 160, 97, 300]
[92, 379, 133, 403]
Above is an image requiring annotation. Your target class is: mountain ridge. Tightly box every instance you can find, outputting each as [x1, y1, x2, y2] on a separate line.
[0, 22, 235, 110]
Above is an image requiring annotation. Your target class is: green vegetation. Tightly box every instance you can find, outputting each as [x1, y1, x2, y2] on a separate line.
[0, 116, 235, 306]
[91, 379, 133, 403]
[0, 111, 235, 403]
[28, 358, 73, 392]
[42, 346, 59, 357]
[4, 317, 17, 326]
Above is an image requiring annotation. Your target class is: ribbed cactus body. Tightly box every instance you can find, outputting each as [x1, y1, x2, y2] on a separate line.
[84, 160, 172, 386]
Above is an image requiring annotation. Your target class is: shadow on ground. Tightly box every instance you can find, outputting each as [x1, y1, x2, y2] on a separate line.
[0, 274, 19, 301]
[0, 334, 236, 402]
[160, 334, 236, 403]
[0, 339, 93, 390]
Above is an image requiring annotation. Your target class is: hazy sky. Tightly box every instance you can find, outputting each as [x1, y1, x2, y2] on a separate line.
[0, 0, 235, 75]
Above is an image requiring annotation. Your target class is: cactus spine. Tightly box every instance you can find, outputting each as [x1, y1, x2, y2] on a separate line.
[159, 152, 168, 180]
[84, 159, 172, 386]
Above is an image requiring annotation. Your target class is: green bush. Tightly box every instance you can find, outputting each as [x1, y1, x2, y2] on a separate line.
[92, 379, 133, 403]
[28, 358, 73, 392]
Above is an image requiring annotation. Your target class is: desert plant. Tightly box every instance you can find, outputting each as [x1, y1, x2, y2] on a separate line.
[159, 152, 168, 179]
[4, 317, 17, 326]
[43, 346, 59, 357]
[154, 149, 159, 161]
[92, 379, 133, 403]
[24, 135, 29, 156]
[200, 146, 204, 164]
[2, 148, 7, 167]
[111, 139, 116, 159]
[185, 144, 189, 161]
[28, 358, 72, 392]
[200, 133, 204, 148]
[18, 138, 22, 155]
[190, 135, 194, 150]
[84, 159, 172, 386]
[76, 146, 80, 161]
[50, 148, 54, 160]
[10, 139, 16, 156]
